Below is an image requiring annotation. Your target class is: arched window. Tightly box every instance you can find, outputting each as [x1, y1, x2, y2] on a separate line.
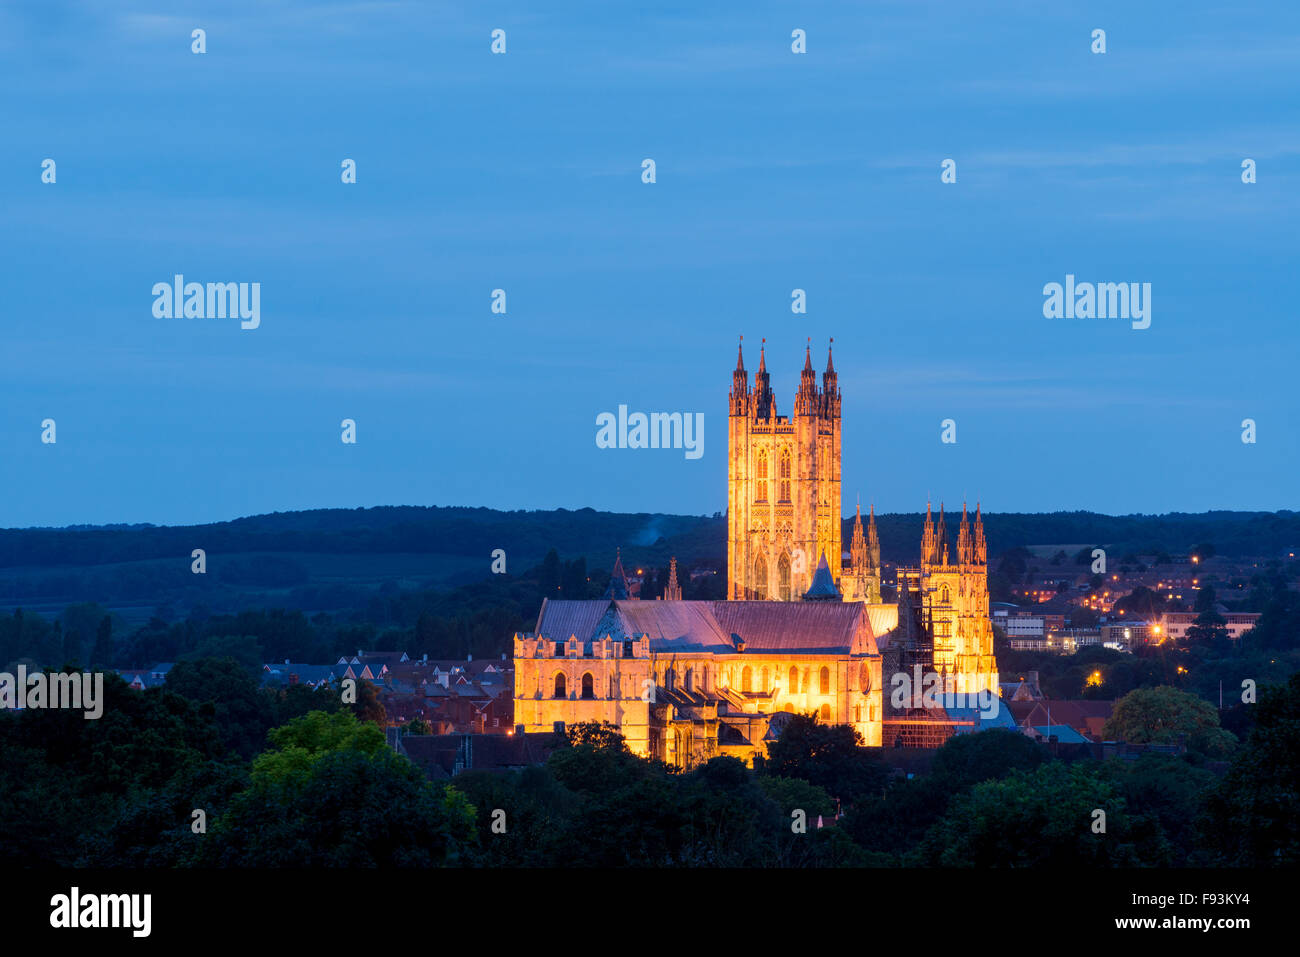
[788, 665, 799, 695]
[820, 704, 831, 721]
[779, 449, 792, 502]
[755, 449, 769, 502]
[742, 666, 753, 693]
[777, 553, 792, 601]
[941, 585, 950, 604]
[702, 665, 710, 693]
[753, 553, 768, 600]
[553, 672, 566, 699]
[761, 667, 770, 692]
[581, 672, 595, 699]
[819, 666, 830, 695]
[685, 667, 694, 693]
[665, 667, 676, 691]
[859, 661, 871, 693]
[855, 704, 861, 722]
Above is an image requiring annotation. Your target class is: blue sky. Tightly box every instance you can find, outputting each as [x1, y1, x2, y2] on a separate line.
[3, 1, 1297, 527]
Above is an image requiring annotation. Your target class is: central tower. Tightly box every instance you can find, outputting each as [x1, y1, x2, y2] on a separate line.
[727, 337, 841, 600]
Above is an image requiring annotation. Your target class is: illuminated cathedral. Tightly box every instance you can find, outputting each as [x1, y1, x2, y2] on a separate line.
[511, 340, 999, 767]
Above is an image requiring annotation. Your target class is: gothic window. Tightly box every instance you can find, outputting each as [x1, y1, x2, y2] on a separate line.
[581, 672, 595, 699]
[553, 672, 566, 699]
[777, 553, 792, 601]
[788, 665, 799, 694]
[819, 666, 831, 695]
[753, 553, 768, 600]
[742, 666, 753, 693]
[761, 667, 770, 692]
[941, 585, 950, 604]
[702, 665, 710, 692]
[778, 449, 792, 502]
[820, 704, 831, 721]
[855, 704, 861, 722]
[755, 449, 769, 503]
[666, 667, 676, 691]
[859, 661, 871, 693]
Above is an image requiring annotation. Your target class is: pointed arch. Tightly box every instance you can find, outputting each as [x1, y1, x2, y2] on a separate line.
[553, 672, 566, 699]
[777, 552, 792, 601]
[753, 552, 768, 600]
[580, 671, 595, 699]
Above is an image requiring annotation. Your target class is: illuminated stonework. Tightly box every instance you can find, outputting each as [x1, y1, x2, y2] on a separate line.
[513, 596, 884, 768]
[727, 339, 841, 600]
[512, 341, 1000, 763]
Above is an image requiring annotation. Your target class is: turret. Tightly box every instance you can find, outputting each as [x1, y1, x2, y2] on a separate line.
[821, 339, 840, 417]
[796, 338, 817, 415]
[730, 336, 749, 415]
[753, 338, 774, 419]
[957, 501, 973, 566]
[921, 501, 936, 567]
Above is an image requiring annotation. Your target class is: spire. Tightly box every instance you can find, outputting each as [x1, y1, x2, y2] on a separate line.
[825, 338, 834, 375]
[605, 548, 631, 600]
[731, 335, 749, 415]
[664, 556, 682, 601]
[958, 501, 972, 565]
[820, 337, 839, 418]
[797, 336, 817, 414]
[753, 337, 773, 419]
[974, 501, 987, 565]
[922, 501, 935, 566]
[803, 551, 842, 601]
[850, 503, 867, 571]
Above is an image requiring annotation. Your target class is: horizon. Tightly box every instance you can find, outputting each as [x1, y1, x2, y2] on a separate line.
[3, 500, 1296, 534]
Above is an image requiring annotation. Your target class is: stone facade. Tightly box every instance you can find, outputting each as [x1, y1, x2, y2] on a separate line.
[728, 339, 841, 600]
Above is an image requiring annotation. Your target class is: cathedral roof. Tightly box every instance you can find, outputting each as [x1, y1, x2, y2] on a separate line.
[532, 598, 878, 656]
[802, 553, 842, 600]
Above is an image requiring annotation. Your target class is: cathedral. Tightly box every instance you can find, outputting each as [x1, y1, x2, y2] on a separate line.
[511, 340, 999, 767]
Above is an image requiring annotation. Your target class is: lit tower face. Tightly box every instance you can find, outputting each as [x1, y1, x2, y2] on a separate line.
[727, 338, 841, 600]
